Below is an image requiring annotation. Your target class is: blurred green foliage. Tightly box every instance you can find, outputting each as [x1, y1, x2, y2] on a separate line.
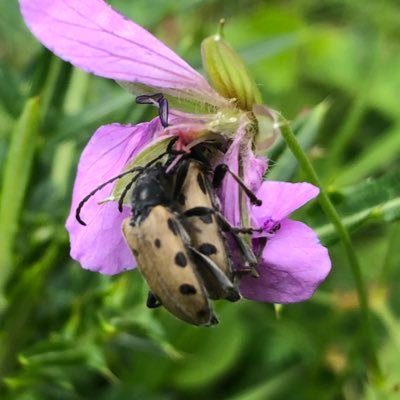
[1, 0, 400, 399]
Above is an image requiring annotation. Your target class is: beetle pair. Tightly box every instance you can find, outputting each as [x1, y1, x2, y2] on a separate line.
[76, 98, 262, 326]
[123, 142, 263, 326]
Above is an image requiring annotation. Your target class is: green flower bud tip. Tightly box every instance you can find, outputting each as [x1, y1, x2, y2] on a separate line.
[201, 21, 261, 111]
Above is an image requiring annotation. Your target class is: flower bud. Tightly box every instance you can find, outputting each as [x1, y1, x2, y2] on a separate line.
[201, 25, 261, 111]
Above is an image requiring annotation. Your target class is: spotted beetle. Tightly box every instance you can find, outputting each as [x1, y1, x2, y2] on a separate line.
[75, 94, 262, 325]
[170, 145, 262, 299]
[75, 140, 239, 326]
[121, 164, 219, 326]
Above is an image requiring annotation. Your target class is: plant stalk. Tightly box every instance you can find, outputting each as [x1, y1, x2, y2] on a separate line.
[278, 117, 382, 379]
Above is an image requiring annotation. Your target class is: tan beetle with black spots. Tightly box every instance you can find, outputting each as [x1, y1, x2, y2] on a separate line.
[171, 146, 263, 300]
[121, 162, 243, 326]
[75, 140, 241, 326]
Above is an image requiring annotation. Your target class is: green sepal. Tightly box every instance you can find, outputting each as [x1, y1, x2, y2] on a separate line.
[201, 34, 261, 111]
[252, 104, 279, 154]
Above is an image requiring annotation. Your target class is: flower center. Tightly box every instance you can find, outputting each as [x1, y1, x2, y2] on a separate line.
[261, 218, 281, 235]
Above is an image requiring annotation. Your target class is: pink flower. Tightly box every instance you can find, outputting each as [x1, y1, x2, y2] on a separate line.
[218, 127, 330, 303]
[244, 182, 330, 303]
[20, 0, 331, 303]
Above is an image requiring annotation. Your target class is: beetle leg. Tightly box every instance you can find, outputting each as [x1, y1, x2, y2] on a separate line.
[182, 207, 260, 277]
[213, 211, 262, 235]
[189, 247, 241, 302]
[209, 315, 219, 326]
[229, 231, 260, 278]
[146, 291, 162, 308]
[181, 206, 259, 234]
[213, 164, 262, 206]
[232, 237, 266, 279]
[211, 212, 260, 277]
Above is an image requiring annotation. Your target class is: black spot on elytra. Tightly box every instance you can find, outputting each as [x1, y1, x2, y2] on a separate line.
[167, 218, 177, 235]
[154, 239, 161, 248]
[175, 252, 187, 267]
[199, 214, 213, 224]
[197, 172, 207, 194]
[178, 192, 186, 205]
[198, 243, 217, 256]
[179, 284, 197, 295]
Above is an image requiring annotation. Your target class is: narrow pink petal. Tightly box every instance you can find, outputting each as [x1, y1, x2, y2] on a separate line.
[218, 133, 241, 226]
[218, 130, 267, 226]
[252, 181, 319, 226]
[19, 0, 219, 102]
[240, 219, 331, 303]
[65, 120, 161, 274]
[242, 141, 268, 194]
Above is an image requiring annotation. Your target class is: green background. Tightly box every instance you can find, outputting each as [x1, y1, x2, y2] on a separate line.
[1, 0, 400, 398]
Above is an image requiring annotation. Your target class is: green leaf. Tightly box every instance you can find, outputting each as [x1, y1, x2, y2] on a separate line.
[268, 101, 329, 181]
[224, 6, 303, 93]
[0, 65, 24, 117]
[171, 304, 246, 389]
[0, 243, 59, 380]
[227, 366, 302, 400]
[334, 124, 400, 186]
[365, 302, 400, 400]
[315, 169, 400, 244]
[0, 97, 40, 300]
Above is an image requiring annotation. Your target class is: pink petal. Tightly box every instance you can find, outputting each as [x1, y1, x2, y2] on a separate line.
[218, 130, 267, 226]
[252, 181, 319, 226]
[65, 120, 161, 274]
[218, 133, 241, 226]
[240, 219, 331, 303]
[19, 0, 220, 104]
[242, 141, 268, 194]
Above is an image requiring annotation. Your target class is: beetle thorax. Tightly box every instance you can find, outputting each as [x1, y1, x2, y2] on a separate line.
[131, 165, 174, 223]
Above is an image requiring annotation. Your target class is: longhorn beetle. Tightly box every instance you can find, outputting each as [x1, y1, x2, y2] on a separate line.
[170, 143, 263, 300]
[121, 163, 219, 326]
[75, 96, 263, 325]
[76, 139, 240, 326]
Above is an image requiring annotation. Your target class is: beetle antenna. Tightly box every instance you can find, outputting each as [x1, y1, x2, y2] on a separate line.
[118, 175, 137, 212]
[75, 166, 144, 225]
[117, 137, 179, 211]
[136, 93, 169, 128]
[136, 93, 164, 105]
[213, 164, 262, 206]
[158, 97, 169, 128]
[76, 137, 179, 225]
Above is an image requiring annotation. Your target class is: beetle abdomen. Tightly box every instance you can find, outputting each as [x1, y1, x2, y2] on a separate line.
[122, 206, 215, 326]
[179, 162, 233, 282]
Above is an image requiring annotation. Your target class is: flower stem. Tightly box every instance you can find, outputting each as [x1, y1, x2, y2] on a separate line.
[278, 117, 382, 379]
